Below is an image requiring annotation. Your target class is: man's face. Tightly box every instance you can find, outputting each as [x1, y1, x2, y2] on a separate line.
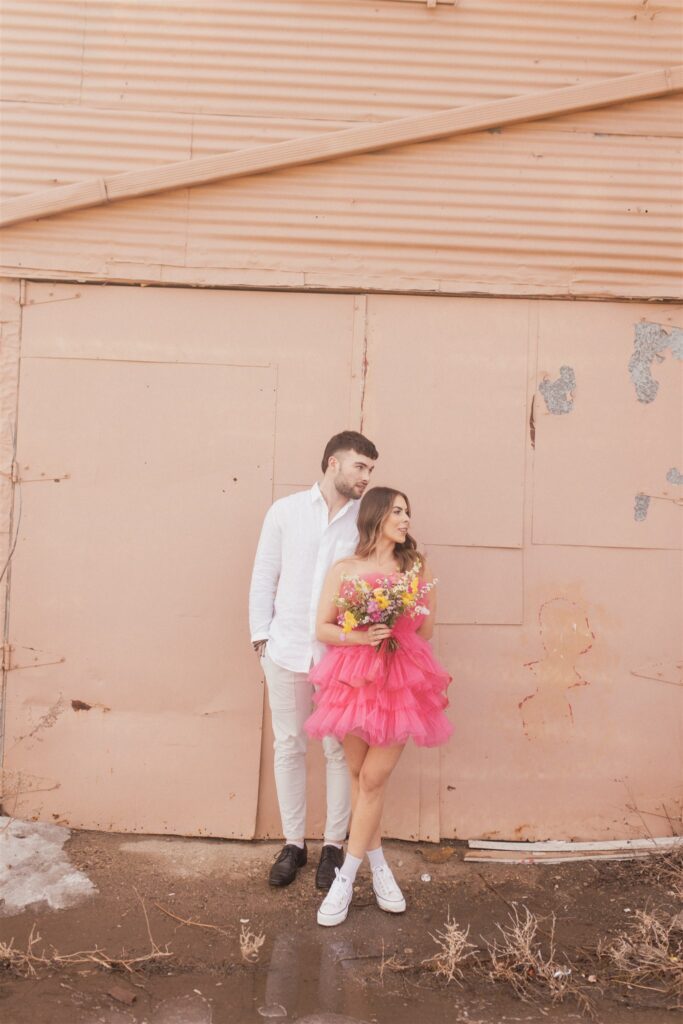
[330, 449, 376, 500]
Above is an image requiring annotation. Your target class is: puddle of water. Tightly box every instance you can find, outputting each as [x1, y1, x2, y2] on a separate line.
[245, 930, 455, 1024]
[150, 994, 213, 1023]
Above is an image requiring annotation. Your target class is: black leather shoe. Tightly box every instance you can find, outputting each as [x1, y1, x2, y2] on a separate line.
[315, 844, 344, 890]
[268, 843, 308, 887]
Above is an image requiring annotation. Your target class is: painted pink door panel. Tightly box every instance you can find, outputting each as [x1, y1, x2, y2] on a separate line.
[363, 295, 528, 548]
[425, 545, 523, 625]
[4, 356, 275, 835]
[532, 301, 683, 549]
[21, 282, 362, 489]
[439, 544, 681, 841]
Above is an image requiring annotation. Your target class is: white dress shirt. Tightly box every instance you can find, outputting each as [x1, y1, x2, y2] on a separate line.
[249, 483, 360, 673]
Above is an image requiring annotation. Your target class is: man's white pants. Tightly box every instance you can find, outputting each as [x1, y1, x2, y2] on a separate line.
[263, 649, 351, 845]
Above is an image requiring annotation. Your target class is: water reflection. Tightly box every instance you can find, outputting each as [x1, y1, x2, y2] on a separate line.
[257, 931, 367, 1022]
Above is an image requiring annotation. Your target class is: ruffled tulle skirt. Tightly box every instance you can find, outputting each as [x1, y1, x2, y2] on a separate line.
[305, 631, 453, 748]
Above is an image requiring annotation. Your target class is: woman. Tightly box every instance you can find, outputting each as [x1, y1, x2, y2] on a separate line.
[305, 487, 453, 927]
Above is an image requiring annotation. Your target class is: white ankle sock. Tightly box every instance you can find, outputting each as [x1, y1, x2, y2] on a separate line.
[287, 840, 305, 850]
[340, 852, 363, 883]
[323, 840, 343, 850]
[367, 847, 387, 871]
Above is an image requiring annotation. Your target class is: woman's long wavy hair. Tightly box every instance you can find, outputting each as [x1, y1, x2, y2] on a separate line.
[355, 487, 423, 572]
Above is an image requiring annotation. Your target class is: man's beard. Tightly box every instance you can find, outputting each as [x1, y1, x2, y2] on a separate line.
[334, 475, 360, 500]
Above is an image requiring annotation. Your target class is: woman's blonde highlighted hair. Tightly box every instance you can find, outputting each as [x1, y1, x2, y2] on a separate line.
[355, 487, 422, 572]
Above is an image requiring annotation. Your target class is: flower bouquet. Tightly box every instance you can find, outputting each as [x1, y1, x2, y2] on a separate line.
[335, 560, 436, 652]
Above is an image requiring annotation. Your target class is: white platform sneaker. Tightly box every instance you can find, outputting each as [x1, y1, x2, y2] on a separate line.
[372, 863, 406, 913]
[317, 868, 353, 927]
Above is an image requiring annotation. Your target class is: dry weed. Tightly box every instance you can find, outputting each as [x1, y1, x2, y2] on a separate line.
[600, 908, 683, 1007]
[658, 848, 683, 901]
[625, 845, 683, 901]
[239, 922, 265, 963]
[485, 905, 594, 1017]
[0, 922, 172, 978]
[422, 913, 477, 985]
[379, 951, 411, 982]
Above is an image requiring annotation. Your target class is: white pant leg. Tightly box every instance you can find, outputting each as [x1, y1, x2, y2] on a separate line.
[322, 734, 351, 844]
[263, 651, 312, 844]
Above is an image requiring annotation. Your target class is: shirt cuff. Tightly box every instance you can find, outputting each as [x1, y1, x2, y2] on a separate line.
[250, 632, 270, 644]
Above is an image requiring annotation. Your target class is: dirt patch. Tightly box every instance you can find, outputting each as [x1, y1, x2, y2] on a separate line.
[0, 830, 681, 1023]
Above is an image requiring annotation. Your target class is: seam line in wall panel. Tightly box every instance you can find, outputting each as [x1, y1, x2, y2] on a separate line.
[359, 297, 369, 432]
[1, 271, 680, 304]
[270, 362, 279, 504]
[0, 282, 23, 768]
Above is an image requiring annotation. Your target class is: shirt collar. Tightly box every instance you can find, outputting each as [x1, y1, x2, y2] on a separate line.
[311, 481, 356, 522]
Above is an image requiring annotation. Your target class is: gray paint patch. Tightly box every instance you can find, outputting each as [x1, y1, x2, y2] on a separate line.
[539, 366, 576, 414]
[628, 322, 683, 403]
[634, 493, 651, 521]
[666, 467, 683, 486]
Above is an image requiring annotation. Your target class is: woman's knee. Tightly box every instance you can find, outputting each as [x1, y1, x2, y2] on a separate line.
[358, 765, 389, 795]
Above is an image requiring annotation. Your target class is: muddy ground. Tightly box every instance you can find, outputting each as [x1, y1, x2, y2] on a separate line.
[1, 831, 681, 1024]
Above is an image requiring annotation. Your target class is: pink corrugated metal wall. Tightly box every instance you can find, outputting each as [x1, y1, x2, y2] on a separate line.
[0, 1, 681, 840]
[0, 0, 681, 298]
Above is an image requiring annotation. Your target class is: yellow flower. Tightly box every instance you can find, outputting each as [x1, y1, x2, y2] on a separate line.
[372, 589, 390, 609]
[410, 576, 419, 594]
[342, 611, 358, 633]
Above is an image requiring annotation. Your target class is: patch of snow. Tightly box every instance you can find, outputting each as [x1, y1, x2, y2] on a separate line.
[0, 816, 96, 916]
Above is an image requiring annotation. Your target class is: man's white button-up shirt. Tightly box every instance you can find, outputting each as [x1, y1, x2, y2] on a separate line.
[249, 483, 360, 673]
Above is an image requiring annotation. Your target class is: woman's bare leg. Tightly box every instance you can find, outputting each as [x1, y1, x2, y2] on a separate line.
[343, 741, 405, 860]
[343, 734, 367, 824]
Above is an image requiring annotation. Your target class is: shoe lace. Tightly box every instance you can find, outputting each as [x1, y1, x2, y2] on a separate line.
[373, 864, 399, 897]
[325, 867, 352, 905]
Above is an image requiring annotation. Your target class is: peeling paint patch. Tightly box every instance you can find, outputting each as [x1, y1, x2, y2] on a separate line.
[634, 492, 651, 521]
[71, 699, 92, 712]
[666, 467, 683, 486]
[16, 698, 66, 745]
[519, 598, 594, 742]
[538, 366, 576, 414]
[628, 322, 683, 403]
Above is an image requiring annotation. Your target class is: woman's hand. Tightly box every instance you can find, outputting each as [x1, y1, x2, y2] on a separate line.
[359, 624, 393, 646]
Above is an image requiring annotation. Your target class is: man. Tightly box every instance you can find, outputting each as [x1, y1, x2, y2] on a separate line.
[249, 430, 378, 888]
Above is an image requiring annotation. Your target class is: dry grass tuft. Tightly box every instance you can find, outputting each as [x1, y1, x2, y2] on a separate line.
[239, 922, 265, 963]
[484, 905, 594, 1017]
[600, 908, 683, 1007]
[658, 848, 683, 901]
[422, 913, 477, 985]
[0, 922, 172, 978]
[626, 846, 683, 901]
[378, 938, 412, 984]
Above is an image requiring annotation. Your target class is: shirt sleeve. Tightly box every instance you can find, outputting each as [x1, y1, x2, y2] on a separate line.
[249, 503, 282, 643]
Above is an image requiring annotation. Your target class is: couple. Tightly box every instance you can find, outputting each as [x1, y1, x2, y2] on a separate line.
[249, 431, 452, 927]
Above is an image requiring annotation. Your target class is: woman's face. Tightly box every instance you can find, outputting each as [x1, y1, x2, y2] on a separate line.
[381, 494, 411, 545]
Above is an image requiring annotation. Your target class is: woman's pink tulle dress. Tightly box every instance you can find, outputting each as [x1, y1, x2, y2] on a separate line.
[305, 573, 453, 748]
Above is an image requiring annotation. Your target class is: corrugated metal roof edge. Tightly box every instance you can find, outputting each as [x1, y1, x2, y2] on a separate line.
[1, 65, 681, 230]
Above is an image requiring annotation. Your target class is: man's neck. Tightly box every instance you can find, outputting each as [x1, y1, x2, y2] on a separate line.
[318, 477, 351, 523]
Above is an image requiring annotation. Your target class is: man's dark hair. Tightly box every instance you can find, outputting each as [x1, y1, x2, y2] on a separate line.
[321, 431, 378, 474]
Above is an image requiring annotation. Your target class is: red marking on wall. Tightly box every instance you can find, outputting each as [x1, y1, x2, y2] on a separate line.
[519, 597, 594, 741]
